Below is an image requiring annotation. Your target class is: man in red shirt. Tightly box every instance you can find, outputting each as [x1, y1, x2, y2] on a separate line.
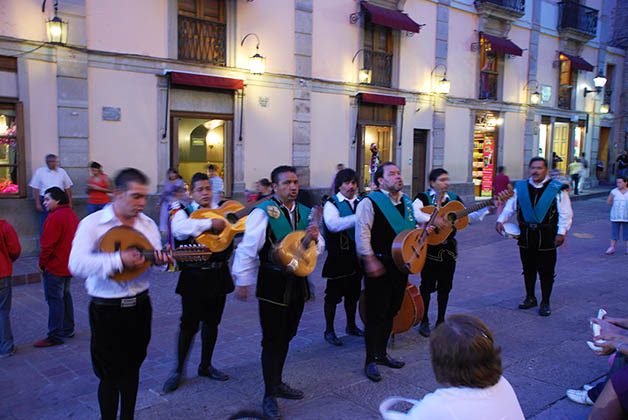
[0, 219, 20, 358]
[35, 187, 79, 347]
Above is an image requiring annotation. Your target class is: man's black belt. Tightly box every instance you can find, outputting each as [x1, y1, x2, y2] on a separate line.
[91, 289, 149, 308]
[521, 222, 553, 230]
[201, 261, 229, 270]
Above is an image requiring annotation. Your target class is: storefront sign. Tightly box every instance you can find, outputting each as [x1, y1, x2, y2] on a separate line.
[102, 107, 121, 121]
[481, 137, 494, 197]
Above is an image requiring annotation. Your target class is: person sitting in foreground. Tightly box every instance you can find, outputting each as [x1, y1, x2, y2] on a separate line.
[380, 314, 524, 420]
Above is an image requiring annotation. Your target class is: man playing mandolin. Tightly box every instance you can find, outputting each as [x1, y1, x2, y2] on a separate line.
[68, 168, 172, 420]
[232, 165, 324, 420]
[355, 162, 433, 382]
[162, 172, 233, 393]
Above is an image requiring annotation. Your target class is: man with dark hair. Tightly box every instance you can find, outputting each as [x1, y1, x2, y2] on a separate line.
[29, 154, 73, 233]
[232, 165, 324, 420]
[321, 168, 363, 346]
[162, 172, 231, 393]
[34, 187, 79, 347]
[69, 168, 172, 420]
[496, 157, 573, 316]
[355, 162, 433, 382]
[413, 168, 493, 338]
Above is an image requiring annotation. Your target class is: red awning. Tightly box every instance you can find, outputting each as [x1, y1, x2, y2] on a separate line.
[169, 71, 244, 90]
[359, 92, 406, 106]
[559, 52, 594, 72]
[361, 2, 422, 33]
[480, 32, 523, 56]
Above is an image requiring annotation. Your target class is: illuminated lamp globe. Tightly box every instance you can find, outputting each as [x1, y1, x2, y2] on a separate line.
[359, 67, 372, 84]
[593, 72, 607, 89]
[249, 52, 265, 75]
[530, 91, 541, 105]
[437, 77, 451, 95]
[46, 15, 68, 45]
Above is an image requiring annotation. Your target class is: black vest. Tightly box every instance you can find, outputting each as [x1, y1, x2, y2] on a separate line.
[516, 181, 561, 250]
[415, 192, 458, 258]
[256, 199, 311, 306]
[322, 197, 360, 279]
[173, 204, 234, 297]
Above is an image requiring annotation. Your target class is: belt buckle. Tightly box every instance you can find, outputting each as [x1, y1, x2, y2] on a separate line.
[529, 223, 538, 230]
[120, 297, 137, 308]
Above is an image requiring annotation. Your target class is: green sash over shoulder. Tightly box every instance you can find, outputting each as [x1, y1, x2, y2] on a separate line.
[329, 195, 361, 241]
[256, 200, 311, 241]
[367, 190, 415, 235]
[514, 179, 565, 224]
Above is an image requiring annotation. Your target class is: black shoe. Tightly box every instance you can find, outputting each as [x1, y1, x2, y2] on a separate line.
[346, 325, 365, 336]
[435, 319, 444, 328]
[539, 302, 551, 317]
[324, 331, 343, 346]
[518, 297, 538, 310]
[273, 382, 305, 400]
[365, 362, 382, 382]
[198, 365, 229, 381]
[162, 372, 181, 394]
[375, 354, 405, 369]
[262, 396, 282, 420]
[418, 320, 431, 337]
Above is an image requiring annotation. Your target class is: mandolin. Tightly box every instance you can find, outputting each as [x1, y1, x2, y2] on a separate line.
[391, 191, 444, 274]
[421, 188, 513, 245]
[99, 226, 212, 282]
[191, 197, 267, 252]
[271, 206, 323, 277]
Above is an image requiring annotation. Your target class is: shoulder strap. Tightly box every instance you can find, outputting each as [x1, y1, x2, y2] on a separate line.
[255, 200, 294, 241]
[515, 180, 537, 223]
[367, 191, 415, 235]
[533, 180, 565, 222]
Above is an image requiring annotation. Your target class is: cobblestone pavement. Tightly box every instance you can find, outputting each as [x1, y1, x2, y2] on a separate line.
[1, 195, 623, 420]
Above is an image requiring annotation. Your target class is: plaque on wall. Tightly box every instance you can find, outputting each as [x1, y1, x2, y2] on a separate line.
[102, 107, 121, 121]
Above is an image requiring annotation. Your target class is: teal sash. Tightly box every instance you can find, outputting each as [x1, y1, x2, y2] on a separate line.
[256, 200, 311, 241]
[329, 195, 361, 241]
[515, 180, 564, 224]
[368, 190, 415, 235]
[423, 190, 459, 205]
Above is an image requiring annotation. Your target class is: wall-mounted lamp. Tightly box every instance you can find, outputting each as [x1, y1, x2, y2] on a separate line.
[523, 80, 541, 105]
[600, 103, 610, 114]
[584, 71, 607, 97]
[352, 49, 371, 84]
[430, 63, 450, 95]
[240, 33, 265, 75]
[45, 0, 68, 45]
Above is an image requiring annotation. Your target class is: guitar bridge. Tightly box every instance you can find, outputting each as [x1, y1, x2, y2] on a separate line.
[287, 259, 299, 273]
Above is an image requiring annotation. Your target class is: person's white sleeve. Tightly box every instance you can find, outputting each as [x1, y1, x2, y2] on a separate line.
[323, 201, 355, 232]
[68, 219, 123, 278]
[497, 192, 518, 224]
[171, 209, 213, 240]
[232, 208, 267, 287]
[557, 190, 573, 235]
[315, 232, 325, 255]
[468, 207, 490, 223]
[28, 168, 41, 190]
[412, 198, 432, 224]
[355, 198, 375, 257]
[63, 168, 74, 188]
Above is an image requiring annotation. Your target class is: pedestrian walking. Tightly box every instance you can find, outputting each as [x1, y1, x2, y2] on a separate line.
[28, 154, 73, 233]
[87, 161, 113, 214]
[616, 151, 628, 178]
[605, 176, 628, 255]
[568, 159, 584, 195]
[34, 187, 79, 347]
[158, 168, 186, 239]
[493, 166, 511, 217]
[207, 164, 224, 206]
[0, 219, 20, 358]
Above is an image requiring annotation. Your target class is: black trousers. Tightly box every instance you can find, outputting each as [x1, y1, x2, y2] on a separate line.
[519, 247, 557, 303]
[420, 254, 456, 324]
[364, 264, 407, 364]
[175, 294, 227, 372]
[324, 272, 362, 305]
[89, 297, 152, 420]
[259, 286, 305, 396]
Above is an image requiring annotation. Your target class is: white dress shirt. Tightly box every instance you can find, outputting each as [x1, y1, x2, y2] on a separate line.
[323, 192, 359, 233]
[29, 166, 73, 195]
[68, 204, 161, 298]
[412, 189, 490, 225]
[171, 201, 215, 240]
[497, 176, 573, 235]
[355, 190, 430, 257]
[232, 200, 325, 287]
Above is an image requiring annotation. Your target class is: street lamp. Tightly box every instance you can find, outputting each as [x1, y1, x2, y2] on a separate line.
[352, 49, 372, 84]
[431, 64, 450, 95]
[524, 80, 541, 105]
[240, 33, 265, 75]
[600, 104, 610, 114]
[584, 71, 607, 97]
[46, 0, 68, 45]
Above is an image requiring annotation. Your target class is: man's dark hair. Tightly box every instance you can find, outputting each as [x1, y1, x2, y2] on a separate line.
[90, 161, 102, 169]
[497, 166, 504, 174]
[430, 314, 502, 389]
[45, 154, 57, 162]
[208, 164, 216, 171]
[373, 162, 397, 187]
[428, 168, 448, 183]
[114, 168, 148, 190]
[190, 172, 209, 190]
[529, 157, 548, 168]
[334, 168, 357, 193]
[258, 178, 271, 188]
[271, 165, 297, 185]
[44, 187, 69, 205]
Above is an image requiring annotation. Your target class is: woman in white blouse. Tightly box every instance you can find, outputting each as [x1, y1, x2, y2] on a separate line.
[605, 176, 628, 255]
[380, 314, 524, 420]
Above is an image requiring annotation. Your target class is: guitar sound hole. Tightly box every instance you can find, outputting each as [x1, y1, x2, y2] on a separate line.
[226, 213, 238, 224]
[447, 213, 456, 223]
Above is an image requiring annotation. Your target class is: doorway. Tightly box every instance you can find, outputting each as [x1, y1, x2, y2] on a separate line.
[598, 127, 611, 181]
[552, 122, 569, 173]
[412, 129, 428, 196]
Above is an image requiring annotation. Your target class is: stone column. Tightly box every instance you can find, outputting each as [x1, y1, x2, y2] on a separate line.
[432, 0, 450, 168]
[293, 0, 313, 187]
[523, 0, 542, 175]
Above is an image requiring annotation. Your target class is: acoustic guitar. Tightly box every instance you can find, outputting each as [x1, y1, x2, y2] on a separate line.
[391, 191, 444, 274]
[99, 226, 212, 282]
[421, 188, 513, 245]
[271, 206, 322, 277]
[191, 198, 266, 252]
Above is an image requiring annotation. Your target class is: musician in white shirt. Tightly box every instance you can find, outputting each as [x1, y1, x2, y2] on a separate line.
[68, 168, 171, 420]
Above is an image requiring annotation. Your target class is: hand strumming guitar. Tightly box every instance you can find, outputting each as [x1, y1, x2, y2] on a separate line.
[306, 222, 320, 242]
[209, 218, 227, 234]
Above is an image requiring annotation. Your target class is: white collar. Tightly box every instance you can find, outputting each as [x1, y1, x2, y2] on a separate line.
[528, 176, 550, 188]
[429, 188, 450, 201]
[98, 203, 150, 225]
[336, 192, 357, 203]
[189, 201, 217, 211]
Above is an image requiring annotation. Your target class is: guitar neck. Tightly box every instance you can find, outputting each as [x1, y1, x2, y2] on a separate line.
[454, 199, 492, 218]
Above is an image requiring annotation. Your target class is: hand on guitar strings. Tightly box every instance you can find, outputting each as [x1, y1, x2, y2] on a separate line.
[495, 222, 504, 235]
[209, 218, 227, 235]
[363, 255, 386, 278]
[432, 216, 448, 230]
[306, 223, 320, 242]
[234, 286, 249, 301]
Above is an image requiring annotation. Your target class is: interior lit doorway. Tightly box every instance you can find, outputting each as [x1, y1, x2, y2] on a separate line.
[552, 122, 569, 173]
[360, 125, 393, 189]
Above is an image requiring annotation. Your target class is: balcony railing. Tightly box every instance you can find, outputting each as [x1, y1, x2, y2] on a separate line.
[558, 85, 573, 110]
[558, 1, 598, 39]
[474, 0, 525, 15]
[364, 50, 393, 88]
[178, 15, 226, 65]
